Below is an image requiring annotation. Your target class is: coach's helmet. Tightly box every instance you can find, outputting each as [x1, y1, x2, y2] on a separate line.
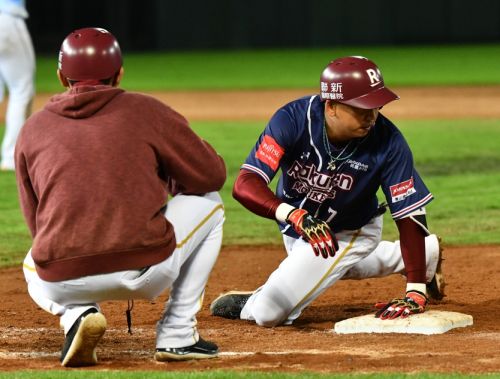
[320, 56, 399, 109]
[58, 27, 122, 82]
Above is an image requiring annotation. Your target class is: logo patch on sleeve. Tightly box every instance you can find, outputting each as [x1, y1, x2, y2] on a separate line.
[255, 135, 284, 171]
[390, 177, 416, 203]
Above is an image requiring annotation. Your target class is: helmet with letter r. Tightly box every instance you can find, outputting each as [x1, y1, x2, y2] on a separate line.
[320, 56, 399, 109]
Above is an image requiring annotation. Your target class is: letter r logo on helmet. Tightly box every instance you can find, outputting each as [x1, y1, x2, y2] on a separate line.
[366, 68, 381, 87]
[319, 56, 399, 109]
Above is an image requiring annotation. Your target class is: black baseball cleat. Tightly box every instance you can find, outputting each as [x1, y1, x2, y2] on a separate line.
[427, 236, 446, 301]
[210, 291, 253, 319]
[60, 308, 107, 367]
[155, 337, 218, 361]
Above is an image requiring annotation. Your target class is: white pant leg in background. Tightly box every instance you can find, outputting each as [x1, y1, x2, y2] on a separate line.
[342, 234, 440, 282]
[240, 216, 383, 327]
[23, 192, 224, 347]
[0, 13, 35, 169]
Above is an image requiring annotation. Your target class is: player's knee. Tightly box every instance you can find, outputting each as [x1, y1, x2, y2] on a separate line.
[254, 311, 283, 327]
[8, 85, 34, 103]
[205, 191, 223, 206]
[252, 298, 289, 327]
[205, 192, 224, 224]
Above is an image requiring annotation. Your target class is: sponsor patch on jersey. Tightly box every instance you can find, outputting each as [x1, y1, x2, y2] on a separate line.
[347, 159, 369, 171]
[390, 177, 416, 203]
[255, 135, 284, 171]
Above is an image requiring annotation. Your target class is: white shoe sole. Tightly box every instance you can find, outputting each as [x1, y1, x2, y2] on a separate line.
[61, 313, 107, 367]
[154, 350, 218, 361]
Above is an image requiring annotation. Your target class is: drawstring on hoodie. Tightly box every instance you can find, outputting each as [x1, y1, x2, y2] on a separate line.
[126, 299, 134, 335]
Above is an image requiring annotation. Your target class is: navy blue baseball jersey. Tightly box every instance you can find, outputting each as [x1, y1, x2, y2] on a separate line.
[242, 95, 433, 237]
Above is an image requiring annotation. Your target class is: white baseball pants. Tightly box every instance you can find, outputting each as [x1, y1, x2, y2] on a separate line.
[240, 215, 440, 326]
[23, 192, 225, 349]
[0, 12, 35, 170]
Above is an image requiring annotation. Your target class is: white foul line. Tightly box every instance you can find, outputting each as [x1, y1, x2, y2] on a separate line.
[0, 349, 350, 360]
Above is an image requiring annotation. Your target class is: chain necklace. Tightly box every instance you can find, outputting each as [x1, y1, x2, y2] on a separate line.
[322, 120, 361, 171]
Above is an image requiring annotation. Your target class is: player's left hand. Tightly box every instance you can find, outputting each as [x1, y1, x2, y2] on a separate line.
[286, 209, 339, 258]
[374, 290, 428, 320]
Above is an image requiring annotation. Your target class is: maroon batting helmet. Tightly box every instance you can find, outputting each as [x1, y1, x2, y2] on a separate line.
[58, 27, 122, 81]
[320, 56, 399, 109]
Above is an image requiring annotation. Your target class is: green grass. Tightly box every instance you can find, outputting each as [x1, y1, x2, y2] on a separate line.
[1, 119, 499, 267]
[0, 372, 498, 379]
[377, 120, 500, 243]
[0, 168, 30, 266]
[36, 44, 500, 92]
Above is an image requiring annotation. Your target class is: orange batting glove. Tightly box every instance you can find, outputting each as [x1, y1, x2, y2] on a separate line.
[374, 290, 428, 320]
[286, 208, 339, 258]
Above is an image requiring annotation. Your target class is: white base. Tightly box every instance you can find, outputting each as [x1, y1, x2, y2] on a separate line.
[333, 310, 473, 335]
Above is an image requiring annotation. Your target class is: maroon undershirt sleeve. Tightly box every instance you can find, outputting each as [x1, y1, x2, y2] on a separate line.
[395, 217, 427, 283]
[232, 169, 283, 220]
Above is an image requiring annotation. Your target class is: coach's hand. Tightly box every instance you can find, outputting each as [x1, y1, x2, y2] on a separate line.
[286, 208, 339, 258]
[374, 290, 428, 320]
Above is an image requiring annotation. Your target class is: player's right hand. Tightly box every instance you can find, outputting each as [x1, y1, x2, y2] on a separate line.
[286, 208, 339, 258]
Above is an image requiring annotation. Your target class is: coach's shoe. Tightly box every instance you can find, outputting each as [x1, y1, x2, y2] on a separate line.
[427, 236, 446, 301]
[210, 291, 253, 319]
[60, 308, 107, 367]
[155, 337, 218, 361]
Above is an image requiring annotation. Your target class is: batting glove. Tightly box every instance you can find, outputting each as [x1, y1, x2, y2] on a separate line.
[374, 290, 428, 320]
[286, 208, 339, 258]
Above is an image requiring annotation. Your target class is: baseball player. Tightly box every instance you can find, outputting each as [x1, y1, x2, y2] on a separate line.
[17, 28, 226, 367]
[0, 0, 35, 170]
[211, 56, 444, 326]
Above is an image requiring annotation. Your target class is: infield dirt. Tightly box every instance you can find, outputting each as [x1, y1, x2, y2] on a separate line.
[3, 85, 500, 121]
[0, 244, 499, 373]
[0, 87, 499, 373]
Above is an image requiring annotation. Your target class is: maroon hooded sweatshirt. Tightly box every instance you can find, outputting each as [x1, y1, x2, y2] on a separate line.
[15, 85, 226, 282]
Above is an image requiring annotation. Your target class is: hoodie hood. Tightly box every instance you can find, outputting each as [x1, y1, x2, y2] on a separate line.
[45, 85, 124, 119]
